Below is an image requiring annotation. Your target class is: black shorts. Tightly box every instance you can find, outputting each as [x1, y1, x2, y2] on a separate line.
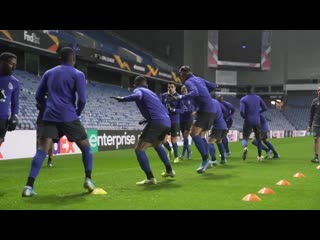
[0, 119, 8, 141]
[209, 128, 227, 140]
[193, 112, 216, 131]
[140, 122, 170, 143]
[243, 123, 262, 140]
[169, 123, 180, 137]
[312, 126, 320, 137]
[180, 121, 192, 133]
[39, 119, 87, 143]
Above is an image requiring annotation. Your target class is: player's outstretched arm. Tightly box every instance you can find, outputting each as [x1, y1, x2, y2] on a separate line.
[110, 96, 124, 102]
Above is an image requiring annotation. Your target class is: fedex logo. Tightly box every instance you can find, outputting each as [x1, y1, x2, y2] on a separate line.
[54, 136, 80, 155]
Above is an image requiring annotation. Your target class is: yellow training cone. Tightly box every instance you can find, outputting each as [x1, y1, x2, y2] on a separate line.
[293, 172, 305, 178]
[258, 187, 275, 195]
[242, 193, 261, 202]
[276, 179, 291, 186]
[91, 188, 108, 195]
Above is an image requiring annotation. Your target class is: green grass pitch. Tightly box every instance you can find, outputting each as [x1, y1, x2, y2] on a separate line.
[0, 136, 319, 210]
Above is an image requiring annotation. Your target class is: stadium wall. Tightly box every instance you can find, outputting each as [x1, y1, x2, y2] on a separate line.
[184, 30, 320, 87]
[183, 30, 209, 79]
[237, 30, 288, 86]
[286, 30, 320, 80]
[234, 30, 320, 86]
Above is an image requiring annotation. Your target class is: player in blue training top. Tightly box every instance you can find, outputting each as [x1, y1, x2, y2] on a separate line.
[174, 66, 218, 174]
[36, 93, 54, 167]
[217, 95, 235, 157]
[179, 85, 196, 160]
[207, 98, 228, 166]
[252, 114, 280, 159]
[240, 86, 268, 161]
[0, 52, 19, 149]
[161, 82, 184, 163]
[22, 47, 96, 197]
[111, 76, 175, 185]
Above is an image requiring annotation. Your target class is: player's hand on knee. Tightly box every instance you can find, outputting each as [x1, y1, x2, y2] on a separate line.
[7, 115, 18, 131]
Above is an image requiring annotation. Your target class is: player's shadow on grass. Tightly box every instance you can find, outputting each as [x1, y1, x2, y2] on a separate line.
[216, 164, 237, 169]
[243, 160, 274, 164]
[242, 161, 256, 164]
[26, 192, 89, 205]
[0, 191, 6, 197]
[140, 180, 182, 191]
[200, 173, 234, 180]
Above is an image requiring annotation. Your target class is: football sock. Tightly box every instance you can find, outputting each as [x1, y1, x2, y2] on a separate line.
[172, 142, 178, 157]
[154, 145, 170, 166]
[181, 139, 188, 157]
[202, 138, 208, 155]
[28, 149, 47, 180]
[208, 143, 216, 161]
[136, 150, 152, 178]
[223, 137, 230, 153]
[193, 135, 208, 161]
[217, 143, 226, 160]
[26, 177, 35, 188]
[163, 141, 172, 151]
[252, 139, 269, 152]
[256, 139, 262, 157]
[82, 146, 93, 174]
[264, 141, 278, 156]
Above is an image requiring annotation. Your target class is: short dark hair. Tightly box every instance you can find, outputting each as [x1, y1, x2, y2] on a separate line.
[168, 81, 176, 86]
[59, 47, 75, 62]
[179, 65, 191, 73]
[217, 95, 223, 101]
[134, 75, 147, 86]
[0, 52, 17, 62]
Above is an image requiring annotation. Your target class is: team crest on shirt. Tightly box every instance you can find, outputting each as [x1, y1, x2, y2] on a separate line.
[8, 82, 13, 90]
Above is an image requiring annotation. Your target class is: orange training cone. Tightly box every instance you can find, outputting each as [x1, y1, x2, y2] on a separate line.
[276, 179, 291, 186]
[316, 165, 320, 170]
[293, 172, 305, 178]
[242, 193, 261, 202]
[258, 187, 275, 194]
